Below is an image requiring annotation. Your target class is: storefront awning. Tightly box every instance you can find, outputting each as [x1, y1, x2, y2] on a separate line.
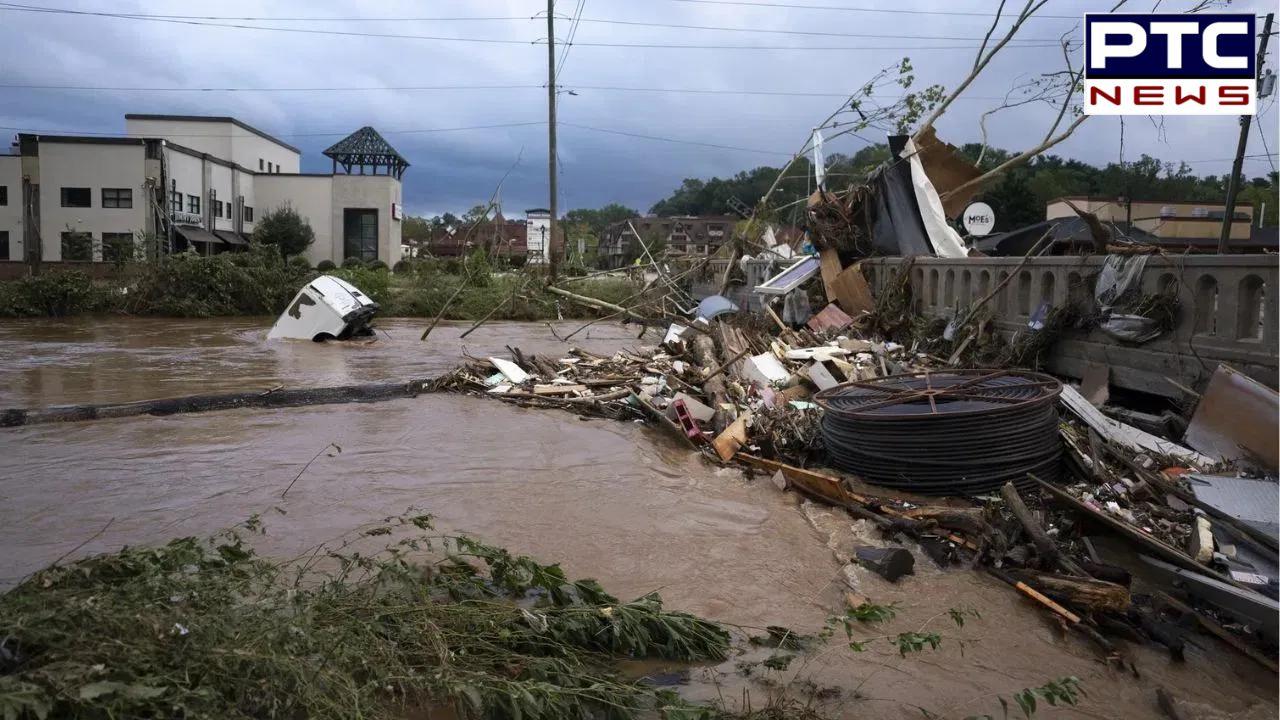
[175, 225, 225, 247]
[214, 230, 249, 246]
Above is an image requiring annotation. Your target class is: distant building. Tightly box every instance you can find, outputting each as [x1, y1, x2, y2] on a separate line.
[1045, 196, 1262, 250]
[597, 215, 737, 269]
[0, 114, 408, 267]
[425, 213, 529, 259]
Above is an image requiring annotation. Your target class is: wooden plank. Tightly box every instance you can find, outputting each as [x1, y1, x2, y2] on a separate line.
[831, 263, 875, 317]
[532, 384, 587, 396]
[712, 414, 750, 462]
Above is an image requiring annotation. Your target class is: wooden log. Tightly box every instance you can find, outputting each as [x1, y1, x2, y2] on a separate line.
[1, 380, 435, 428]
[1001, 481, 1088, 576]
[689, 333, 733, 432]
[1010, 570, 1131, 613]
[545, 285, 649, 322]
[901, 506, 992, 539]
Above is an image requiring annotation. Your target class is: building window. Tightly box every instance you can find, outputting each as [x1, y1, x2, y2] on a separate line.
[187, 194, 200, 214]
[61, 187, 91, 208]
[102, 188, 132, 209]
[170, 190, 182, 212]
[102, 232, 134, 263]
[244, 206, 254, 222]
[214, 200, 224, 218]
[0, 231, 9, 261]
[343, 208, 379, 261]
[226, 203, 232, 219]
[61, 231, 93, 262]
[259, 158, 264, 171]
[267, 161, 273, 173]
[0, 186, 7, 206]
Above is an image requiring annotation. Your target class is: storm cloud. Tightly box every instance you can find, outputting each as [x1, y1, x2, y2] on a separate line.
[1, 0, 1275, 215]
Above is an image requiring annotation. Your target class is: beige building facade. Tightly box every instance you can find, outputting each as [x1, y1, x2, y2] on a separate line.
[2, 114, 406, 266]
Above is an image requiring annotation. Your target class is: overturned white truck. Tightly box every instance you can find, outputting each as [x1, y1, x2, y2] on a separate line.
[268, 275, 379, 342]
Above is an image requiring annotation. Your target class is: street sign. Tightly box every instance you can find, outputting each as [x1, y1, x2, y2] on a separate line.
[962, 202, 996, 236]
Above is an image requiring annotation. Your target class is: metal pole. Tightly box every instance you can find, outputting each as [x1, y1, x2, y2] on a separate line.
[546, 0, 559, 280]
[1219, 12, 1273, 253]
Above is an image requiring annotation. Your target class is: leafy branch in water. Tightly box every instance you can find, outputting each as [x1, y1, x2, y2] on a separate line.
[0, 512, 728, 720]
[964, 676, 1086, 720]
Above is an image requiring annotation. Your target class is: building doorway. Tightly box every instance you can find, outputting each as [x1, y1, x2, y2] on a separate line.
[343, 208, 378, 261]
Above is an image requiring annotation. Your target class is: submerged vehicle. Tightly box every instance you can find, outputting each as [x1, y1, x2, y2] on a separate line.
[268, 275, 379, 341]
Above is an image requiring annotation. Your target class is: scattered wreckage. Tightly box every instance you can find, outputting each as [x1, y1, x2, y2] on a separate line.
[431, 130, 1279, 677]
[268, 275, 380, 342]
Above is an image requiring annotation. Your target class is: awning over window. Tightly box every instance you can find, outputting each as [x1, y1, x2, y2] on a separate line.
[175, 225, 225, 247]
[214, 230, 249, 246]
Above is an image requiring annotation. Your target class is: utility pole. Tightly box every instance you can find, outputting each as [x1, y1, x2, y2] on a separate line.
[1219, 12, 1273, 253]
[545, 0, 559, 280]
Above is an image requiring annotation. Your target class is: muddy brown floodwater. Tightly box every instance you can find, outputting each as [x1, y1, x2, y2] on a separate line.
[1, 317, 1275, 719]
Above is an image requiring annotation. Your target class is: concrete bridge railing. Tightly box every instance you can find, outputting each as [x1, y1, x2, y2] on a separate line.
[862, 255, 1278, 397]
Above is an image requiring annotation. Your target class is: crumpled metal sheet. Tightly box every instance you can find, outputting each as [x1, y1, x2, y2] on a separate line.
[1189, 474, 1280, 541]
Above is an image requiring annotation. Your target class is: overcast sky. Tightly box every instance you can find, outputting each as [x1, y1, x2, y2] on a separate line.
[1, 0, 1276, 216]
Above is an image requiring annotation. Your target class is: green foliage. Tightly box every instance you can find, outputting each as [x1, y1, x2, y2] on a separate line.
[564, 204, 641, 235]
[329, 265, 392, 305]
[341, 256, 365, 268]
[367, 259, 389, 272]
[252, 204, 315, 257]
[287, 254, 312, 271]
[0, 270, 117, 317]
[316, 259, 337, 272]
[0, 513, 730, 720]
[845, 602, 898, 625]
[966, 677, 1085, 720]
[889, 631, 942, 657]
[123, 245, 313, 317]
[392, 259, 412, 273]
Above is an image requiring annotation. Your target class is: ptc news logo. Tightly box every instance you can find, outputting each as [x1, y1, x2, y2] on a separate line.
[1085, 13, 1257, 115]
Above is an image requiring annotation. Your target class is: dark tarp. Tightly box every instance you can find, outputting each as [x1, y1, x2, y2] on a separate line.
[972, 218, 1161, 256]
[868, 135, 934, 257]
[175, 225, 225, 248]
[214, 230, 249, 246]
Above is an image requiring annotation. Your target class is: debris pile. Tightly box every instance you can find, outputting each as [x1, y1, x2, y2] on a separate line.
[439, 261, 1278, 675]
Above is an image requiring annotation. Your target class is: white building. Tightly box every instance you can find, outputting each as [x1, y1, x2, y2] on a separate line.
[0, 115, 408, 267]
[524, 208, 551, 265]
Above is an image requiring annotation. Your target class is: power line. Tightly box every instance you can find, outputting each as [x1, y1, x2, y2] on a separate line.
[559, 122, 789, 155]
[0, 3, 1061, 50]
[0, 83, 543, 92]
[554, 0, 586, 80]
[0, 121, 547, 139]
[0, 2, 536, 43]
[665, 0, 1082, 20]
[0, 82, 1019, 101]
[573, 17, 1059, 42]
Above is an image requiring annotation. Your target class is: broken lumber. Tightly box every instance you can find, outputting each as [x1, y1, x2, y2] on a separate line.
[1001, 482, 1087, 576]
[545, 285, 649, 322]
[1010, 570, 1131, 613]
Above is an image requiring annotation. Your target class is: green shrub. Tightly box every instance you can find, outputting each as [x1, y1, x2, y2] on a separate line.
[252, 204, 315, 258]
[0, 271, 117, 317]
[329, 266, 392, 305]
[124, 246, 313, 317]
[367, 259, 389, 272]
[316, 259, 337, 272]
[288, 255, 312, 271]
[392, 259, 411, 274]
[342, 257, 365, 269]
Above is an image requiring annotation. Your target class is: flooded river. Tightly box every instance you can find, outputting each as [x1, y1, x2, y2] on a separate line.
[1, 317, 1274, 719]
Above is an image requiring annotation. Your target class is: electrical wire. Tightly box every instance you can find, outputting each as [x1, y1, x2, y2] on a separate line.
[665, 0, 1083, 20]
[0, 121, 547, 139]
[559, 122, 789, 155]
[554, 0, 587, 81]
[0, 2, 535, 43]
[0, 2, 1060, 51]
